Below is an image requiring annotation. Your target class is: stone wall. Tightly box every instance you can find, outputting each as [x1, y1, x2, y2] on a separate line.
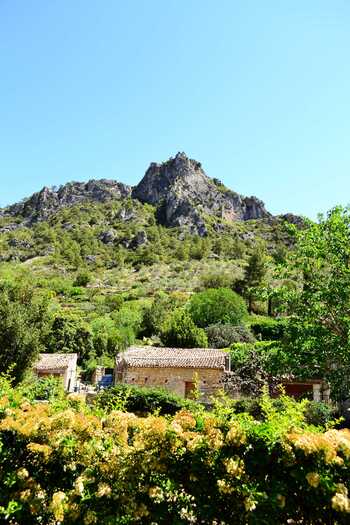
[116, 366, 224, 399]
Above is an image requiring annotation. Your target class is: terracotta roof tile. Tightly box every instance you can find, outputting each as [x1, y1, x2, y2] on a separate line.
[34, 353, 77, 371]
[116, 346, 228, 370]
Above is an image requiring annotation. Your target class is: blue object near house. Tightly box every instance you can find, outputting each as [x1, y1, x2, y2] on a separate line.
[97, 374, 113, 390]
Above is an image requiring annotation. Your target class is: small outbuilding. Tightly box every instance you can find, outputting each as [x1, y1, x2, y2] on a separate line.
[33, 353, 77, 392]
[115, 346, 230, 399]
[282, 379, 330, 402]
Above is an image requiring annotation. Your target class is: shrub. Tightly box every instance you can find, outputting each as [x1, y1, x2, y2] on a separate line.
[199, 272, 234, 290]
[160, 309, 208, 348]
[188, 287, 248, 328]
[95, 383, 197, 415]
[73, 271, 91, 287]
[230, 341, 289, 377]
[0, 281, 50, 383]
[140, 292, 177, 337]
[304, 400, 336, 427]
[249, 316, 288, 340]
[22, 376, 65, 401]
[0, 382, 350, 524]
[206, 323, 255, 348]
[104, 294, 124, 312]
[46, 314, 94, 362]
[232, 397, 335, 429]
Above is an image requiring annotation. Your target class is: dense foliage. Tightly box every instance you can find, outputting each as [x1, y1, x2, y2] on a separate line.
[160, 309, 208, 348]
[95, 383, 197, 415]
[206, 323, 255, 348]
[279, 207, 350, 400]
[188, 288, 248, 328]
[0, 282, 50, 383]
[0, 378, 350, 524]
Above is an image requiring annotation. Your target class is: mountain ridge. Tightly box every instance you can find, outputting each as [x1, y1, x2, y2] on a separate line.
[1, 152, 299, 235]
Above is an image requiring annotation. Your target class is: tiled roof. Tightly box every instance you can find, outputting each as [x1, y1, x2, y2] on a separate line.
[116, 346, 228, 370]
[34, 353, 77, 371]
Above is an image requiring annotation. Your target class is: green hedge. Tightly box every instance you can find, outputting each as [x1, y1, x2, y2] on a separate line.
[0, 379, 350, 524]
[249, 316, 288, 340]
[95, 383, 198, 415]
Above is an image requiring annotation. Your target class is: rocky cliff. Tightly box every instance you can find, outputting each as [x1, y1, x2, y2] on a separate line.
[132, 152, 270, 234]
[3, 180, 132, 222]
[2, 153, 272, 234]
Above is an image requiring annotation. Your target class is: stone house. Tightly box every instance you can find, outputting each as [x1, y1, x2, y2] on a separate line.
[115, 346, 230, 399]
[33, 353, 78, 392]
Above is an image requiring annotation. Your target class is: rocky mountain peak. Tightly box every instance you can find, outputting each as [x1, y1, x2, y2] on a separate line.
[133, 152, 270, 235]
[132, 152, 204, 205]
[1, 153, 273, 235]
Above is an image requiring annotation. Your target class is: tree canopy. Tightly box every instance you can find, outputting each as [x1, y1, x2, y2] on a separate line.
[0, 281, 50, 383]
[188, 287, 248, 328]
[280, 207, 350, 400]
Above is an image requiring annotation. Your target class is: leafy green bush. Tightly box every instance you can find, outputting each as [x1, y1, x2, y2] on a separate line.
[232, 397, 335, 429]
[230, 341, 288, 377]
[140, 292, 177, 337]
[188, 287, 248, 328]
[199, 272, 235, 290]
[0, 281, 50, 383]
[104, 294, 124, 312]
[304, 400, 336, 427]
[95, 383, 197, 415]
[22, 376, 65, 401]
[249, 316, 288, 340]
[73, 271, 91, 287]
[206, 323, 255, 348]
[46, 314, 94, 361]
[160, 309, 208, 348]
[0, 380, 350, 524]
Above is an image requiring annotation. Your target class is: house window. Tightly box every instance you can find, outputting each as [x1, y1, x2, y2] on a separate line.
[185, 381, 196, 399]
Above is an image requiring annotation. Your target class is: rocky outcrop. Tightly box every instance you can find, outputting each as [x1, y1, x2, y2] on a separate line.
[1, 153, 275, 235]
[99, 230, 117, 244]
[3, 179, 132, 222]
[132, 152, 270, 235]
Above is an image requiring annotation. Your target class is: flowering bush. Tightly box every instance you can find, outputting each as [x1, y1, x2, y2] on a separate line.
[0, 377, 350, 524]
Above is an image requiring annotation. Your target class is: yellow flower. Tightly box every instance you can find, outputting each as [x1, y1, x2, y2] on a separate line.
[332, 493, 350, 513]
[17, 467, 29, 480]
[149, 486, 164, 502]
[74, 477, 85, 496]
[19, 489, 31, 501]
[206, 428, 224, 450]
[244, 497, 257, 512]
[276, 494, 286, 508]
[224, 457, 244, 477]
[217, 479, 234, 494]
[27, 442, 52, 460]
[50, 491, 66, 522]
[97, 482, 112, 497]
[173, 410, 196, 430]
[226, 424, 246, 446]
[84, 510, 98, 524]
[306, 472, 320, 488]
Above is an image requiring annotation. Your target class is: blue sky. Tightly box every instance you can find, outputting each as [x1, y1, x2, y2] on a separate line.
[1, 1, 349, 218]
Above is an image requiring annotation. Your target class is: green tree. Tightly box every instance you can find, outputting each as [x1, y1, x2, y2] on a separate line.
[236, 245, 269, 313]
[160, 309, 208, 348]
[188, 288, 247, 328]
[0, 281, 50, 383]
[141, 292, 180, 337]
[280, 207, 350, 400]
[73, 270, 91, 287]
[46, 314, 94, 362]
